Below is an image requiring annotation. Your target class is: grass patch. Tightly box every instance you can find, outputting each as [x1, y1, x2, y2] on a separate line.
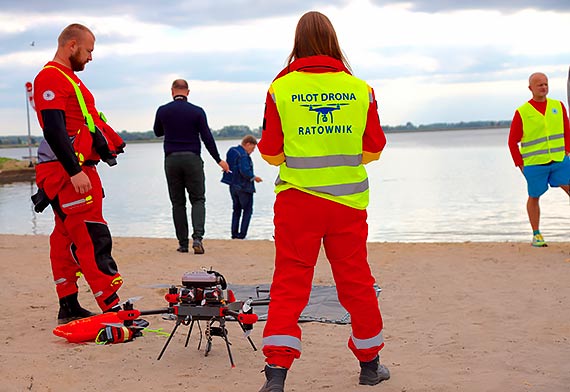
[0, 157, 30, 170]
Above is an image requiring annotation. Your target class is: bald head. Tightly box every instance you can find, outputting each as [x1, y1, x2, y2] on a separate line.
[171, 79, 189, 97]
[528, 72, 549, 102]
[58, 24, 95, 48]
[172, 79, 188, 90]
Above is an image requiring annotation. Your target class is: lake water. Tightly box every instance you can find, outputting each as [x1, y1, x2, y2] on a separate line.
[1, 128, 569, 242]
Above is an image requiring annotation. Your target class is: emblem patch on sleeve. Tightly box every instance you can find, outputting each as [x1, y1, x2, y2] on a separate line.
[42, 90, 55, 101]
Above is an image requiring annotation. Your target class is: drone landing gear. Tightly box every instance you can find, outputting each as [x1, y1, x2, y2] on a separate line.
[156, 316, 257, 368]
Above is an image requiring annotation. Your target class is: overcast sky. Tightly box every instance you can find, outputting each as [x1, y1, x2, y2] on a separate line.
[1, 0, 569, 137]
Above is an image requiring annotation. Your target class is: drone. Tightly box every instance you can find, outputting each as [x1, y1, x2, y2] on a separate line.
[300, 103, 349, 124]
[115, 269, 269, 367]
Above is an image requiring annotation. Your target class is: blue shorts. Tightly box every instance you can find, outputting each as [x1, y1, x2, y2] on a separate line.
[523, 155, 570, 197]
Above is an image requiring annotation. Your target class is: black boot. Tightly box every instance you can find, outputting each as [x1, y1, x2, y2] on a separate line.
[57, 293, 96, 325]
[259, 365, 287, 392]
[359, 355, 390, 385]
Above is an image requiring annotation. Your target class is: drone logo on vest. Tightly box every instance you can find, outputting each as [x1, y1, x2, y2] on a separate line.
[300, 103, 350, 124]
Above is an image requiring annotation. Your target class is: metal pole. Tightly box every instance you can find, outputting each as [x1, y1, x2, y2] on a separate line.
[567, 66, 570, 111]
[25, 82, 33, 167]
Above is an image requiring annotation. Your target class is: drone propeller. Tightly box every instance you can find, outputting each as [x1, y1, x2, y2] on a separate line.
[140, 283, 178, 289]
[121, 296, 143, 306]
[241, 300, 252, 313]
[226, 301, 245, 312]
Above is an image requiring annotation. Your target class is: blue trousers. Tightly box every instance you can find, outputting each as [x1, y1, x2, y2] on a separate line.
[230, 186, 253, 239]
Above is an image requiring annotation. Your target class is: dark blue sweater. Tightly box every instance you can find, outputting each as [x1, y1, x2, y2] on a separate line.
[153, 96, 221, 162]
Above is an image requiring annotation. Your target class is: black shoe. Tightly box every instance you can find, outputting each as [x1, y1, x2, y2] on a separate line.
[359, 356, 390, 385]
[57, 293, 96, 325]
[192, 239, 205, 254]
[132, 318, 150, 329]
[129, 318, 150, 337]
[177, 246, 189, 253]
[259, 365, 287, 392]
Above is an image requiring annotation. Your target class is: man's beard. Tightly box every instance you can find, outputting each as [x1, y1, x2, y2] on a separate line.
[69, 52, 86, 72]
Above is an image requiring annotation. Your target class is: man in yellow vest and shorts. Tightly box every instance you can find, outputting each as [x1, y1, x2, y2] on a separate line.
[508, 72, 570, 247]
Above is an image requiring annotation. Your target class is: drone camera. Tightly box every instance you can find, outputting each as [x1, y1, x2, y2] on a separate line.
[203, 287, 223, 304]
[179, 287, 197, 304]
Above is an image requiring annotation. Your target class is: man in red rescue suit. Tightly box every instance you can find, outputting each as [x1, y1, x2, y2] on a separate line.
[257, 11, 389, 392]
[32, 23, 126, 324]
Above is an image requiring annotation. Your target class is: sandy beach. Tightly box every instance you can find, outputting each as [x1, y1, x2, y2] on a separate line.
[1, 234, 569, 391]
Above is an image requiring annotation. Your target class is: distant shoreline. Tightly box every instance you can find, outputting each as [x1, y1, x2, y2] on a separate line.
[383, 124, 509, 134]
[0, 124, 510, 149]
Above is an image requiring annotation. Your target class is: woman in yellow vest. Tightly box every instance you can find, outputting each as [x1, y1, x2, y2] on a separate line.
[508, 72, 570, 247]
[257, 11, 389, 391]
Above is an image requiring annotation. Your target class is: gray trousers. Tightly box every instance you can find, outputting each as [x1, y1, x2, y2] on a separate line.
[164, 152, 205, 247]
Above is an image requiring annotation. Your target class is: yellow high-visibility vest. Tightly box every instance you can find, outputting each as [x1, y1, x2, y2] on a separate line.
[270, 70, 372, 209]
[519, 98, 565, 165]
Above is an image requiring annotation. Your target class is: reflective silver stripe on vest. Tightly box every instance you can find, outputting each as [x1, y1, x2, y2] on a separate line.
[521, 133, 564, 148]
[286, 154, 362, 169]
[306, 178, 369, 196]
[54, 278, 66, 285]
[350, 331, 384, 350]
[262, 335, 302, 351]
[275, 176, 369, 197]
[522, 146, 566, 158]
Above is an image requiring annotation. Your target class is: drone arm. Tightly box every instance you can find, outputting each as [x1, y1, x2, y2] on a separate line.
[249, 298, 270, 307]
[222, 309, 258, 327]
[117, 308, 171, 321]
[237, 313, 258, 325]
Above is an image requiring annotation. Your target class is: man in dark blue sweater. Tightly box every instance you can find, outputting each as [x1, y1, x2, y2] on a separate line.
[153, 79, 229, 254]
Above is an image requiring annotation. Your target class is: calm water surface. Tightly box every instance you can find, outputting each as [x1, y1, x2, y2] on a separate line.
[1, 128, 569, 242]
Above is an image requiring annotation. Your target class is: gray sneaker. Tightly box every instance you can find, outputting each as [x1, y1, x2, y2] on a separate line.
[359, 356, 390, 386]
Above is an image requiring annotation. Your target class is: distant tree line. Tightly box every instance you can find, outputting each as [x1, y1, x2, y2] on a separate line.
[0, 121, 509, 146]
[117, 125, 262, 142]
[383, 120, 511, 133]
[0, 135, 40, 146]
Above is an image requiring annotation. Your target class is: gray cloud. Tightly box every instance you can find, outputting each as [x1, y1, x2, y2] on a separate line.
[370, 0, 570, 12]
[0, 0, 349, 27]
[353, 45, 569, 86]
[83, 49, 287, 89]
[0, 24, 61, 54]
[0, 46, 286, 113]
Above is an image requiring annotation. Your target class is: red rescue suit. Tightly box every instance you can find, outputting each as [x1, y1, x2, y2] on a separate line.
[33, 62, 123, 311]
[258, 55, 387, 369]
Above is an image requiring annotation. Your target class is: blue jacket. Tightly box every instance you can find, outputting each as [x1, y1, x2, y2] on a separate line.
[221, 145, 256, 193]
